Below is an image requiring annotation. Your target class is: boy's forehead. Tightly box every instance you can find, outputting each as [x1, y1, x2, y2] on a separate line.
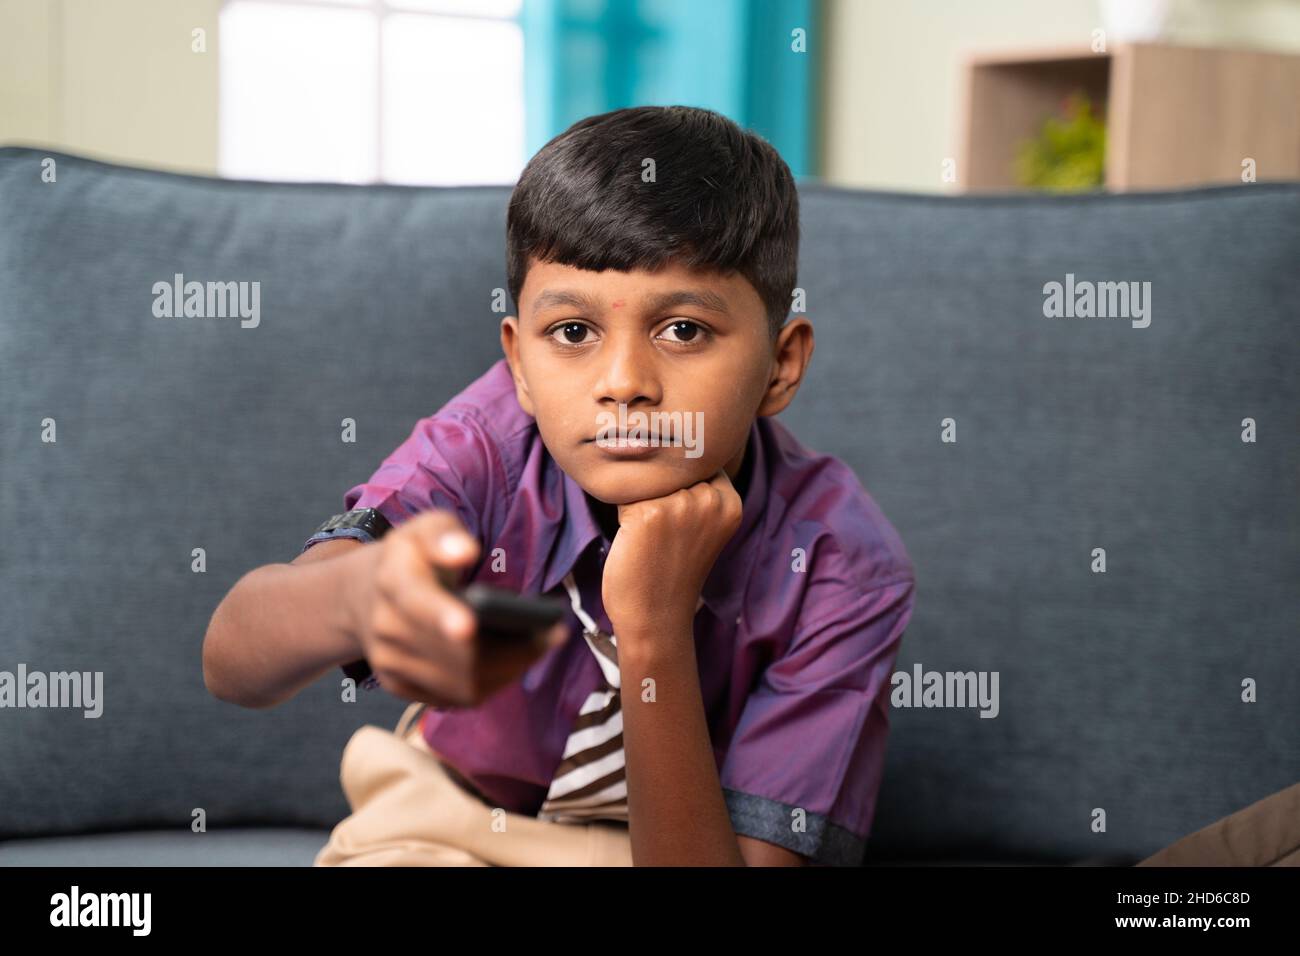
[522, 257, 756, 314]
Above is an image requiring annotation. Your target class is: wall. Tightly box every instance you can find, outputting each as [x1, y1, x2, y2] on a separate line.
[821, 0, 1300, 192]
[0, 0, 220, 174]
[3, 0, 1298, 185]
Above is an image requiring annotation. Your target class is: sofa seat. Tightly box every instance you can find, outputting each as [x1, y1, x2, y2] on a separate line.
[0, 828, 332, 866]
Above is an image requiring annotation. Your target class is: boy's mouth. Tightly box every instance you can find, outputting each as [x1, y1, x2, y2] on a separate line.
[585, 433, 661, 458]
[586, 430, 651, 443]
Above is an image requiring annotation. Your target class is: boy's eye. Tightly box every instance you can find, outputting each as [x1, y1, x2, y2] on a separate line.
[549, 321, 591, 346]
[546, 319, 709, 347]
[659, 320, 705, 344]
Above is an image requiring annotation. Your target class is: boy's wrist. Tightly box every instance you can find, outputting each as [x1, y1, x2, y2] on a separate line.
[613, 612, 695, 660]
[336, 541, 381, 664]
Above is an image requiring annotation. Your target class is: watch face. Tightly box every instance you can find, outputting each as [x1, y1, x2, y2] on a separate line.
[317, 508, 392, 539]
[357, 508, 391, 537]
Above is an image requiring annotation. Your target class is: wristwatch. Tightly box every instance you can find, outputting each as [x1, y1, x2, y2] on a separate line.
[312, 506, 393, 541]
[314, 508, 393, 690]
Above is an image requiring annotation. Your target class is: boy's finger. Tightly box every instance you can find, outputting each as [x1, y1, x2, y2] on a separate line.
[386, 563, 477, 643]
[406, 510, 481, 569]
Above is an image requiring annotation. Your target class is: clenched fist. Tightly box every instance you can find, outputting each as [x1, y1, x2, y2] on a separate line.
[601, 469, 743, 641]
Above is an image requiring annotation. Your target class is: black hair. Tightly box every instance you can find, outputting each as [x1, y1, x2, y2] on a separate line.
[506, 105, 799, 341]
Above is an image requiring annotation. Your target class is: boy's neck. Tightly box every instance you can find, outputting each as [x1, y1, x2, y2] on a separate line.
[585, 430, 754, 544]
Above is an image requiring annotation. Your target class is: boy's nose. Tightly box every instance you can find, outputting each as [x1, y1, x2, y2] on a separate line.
[593, 340, 661, 406]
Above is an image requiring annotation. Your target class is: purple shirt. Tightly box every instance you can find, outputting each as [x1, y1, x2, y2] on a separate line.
[302, 358, 915, 865]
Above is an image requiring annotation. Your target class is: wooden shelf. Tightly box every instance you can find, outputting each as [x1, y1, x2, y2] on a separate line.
[958, 43, 1300, 191]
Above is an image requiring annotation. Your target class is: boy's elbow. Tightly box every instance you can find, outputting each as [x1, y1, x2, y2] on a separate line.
[202, 661, 233, 705]
[201, 582, 269, 709]
[202, 644, 274, 709]
[202, 627, 245, 707]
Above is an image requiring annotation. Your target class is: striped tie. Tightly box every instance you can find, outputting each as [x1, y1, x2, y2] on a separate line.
[536, 571, 629, 823]
[537, 571, 705, 824]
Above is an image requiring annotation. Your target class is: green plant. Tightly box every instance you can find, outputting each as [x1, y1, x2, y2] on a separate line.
[1014, 92, 1106, 191]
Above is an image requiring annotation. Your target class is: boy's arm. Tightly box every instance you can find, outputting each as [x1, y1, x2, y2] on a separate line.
[203, 509, 551, 711]
[603, 469, 796, 865]
[206, 408, 507, 709]
[617, 621, 807, 866]
[606, 470, 911, 865]
[202, 538, 376, 709]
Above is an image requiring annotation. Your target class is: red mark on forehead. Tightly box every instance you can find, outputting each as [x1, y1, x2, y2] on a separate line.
[611, 299, 625, 309]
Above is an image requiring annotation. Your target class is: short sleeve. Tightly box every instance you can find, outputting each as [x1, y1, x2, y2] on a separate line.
[299, 409, 498, 557]
[300, 409, 503, 691]
[719, 558, 915, 866]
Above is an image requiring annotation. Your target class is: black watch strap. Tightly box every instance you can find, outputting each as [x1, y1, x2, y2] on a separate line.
[315, 508, 393, 691]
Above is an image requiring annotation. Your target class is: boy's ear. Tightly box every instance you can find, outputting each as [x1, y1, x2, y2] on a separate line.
[499, 315, 537, 416]
[756, 316, 814, 418]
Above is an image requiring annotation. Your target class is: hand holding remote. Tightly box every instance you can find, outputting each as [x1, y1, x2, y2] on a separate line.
[350, 510, 568, 707]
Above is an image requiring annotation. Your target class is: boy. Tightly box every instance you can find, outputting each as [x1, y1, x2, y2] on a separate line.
[202, 105, 915, 866]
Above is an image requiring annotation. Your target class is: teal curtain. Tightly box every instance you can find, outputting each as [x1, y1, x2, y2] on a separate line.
[521, 0, 820, 178]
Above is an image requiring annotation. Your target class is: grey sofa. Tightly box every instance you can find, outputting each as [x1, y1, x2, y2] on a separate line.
[0, 146, 1295, 866]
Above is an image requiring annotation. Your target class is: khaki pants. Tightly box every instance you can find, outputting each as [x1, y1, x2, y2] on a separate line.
[314, 702, 632, 867]
[1136, 780, 1300, 867]
[316, 706, 1299, 867]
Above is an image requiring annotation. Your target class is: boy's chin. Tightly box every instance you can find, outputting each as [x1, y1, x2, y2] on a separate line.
[576, 463, 714, 505]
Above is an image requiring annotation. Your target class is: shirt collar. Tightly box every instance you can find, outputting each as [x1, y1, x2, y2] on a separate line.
[539, 418, 766, 625]
[539, 464, 607, 597]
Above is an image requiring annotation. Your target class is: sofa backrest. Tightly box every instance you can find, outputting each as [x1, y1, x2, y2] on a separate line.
[1, 147, 1296, 862]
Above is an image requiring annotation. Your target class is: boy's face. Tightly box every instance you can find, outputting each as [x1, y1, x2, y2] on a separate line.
[500, 256, 806, 506]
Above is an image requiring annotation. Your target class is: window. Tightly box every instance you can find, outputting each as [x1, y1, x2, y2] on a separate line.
[219, 0, 524, 185]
